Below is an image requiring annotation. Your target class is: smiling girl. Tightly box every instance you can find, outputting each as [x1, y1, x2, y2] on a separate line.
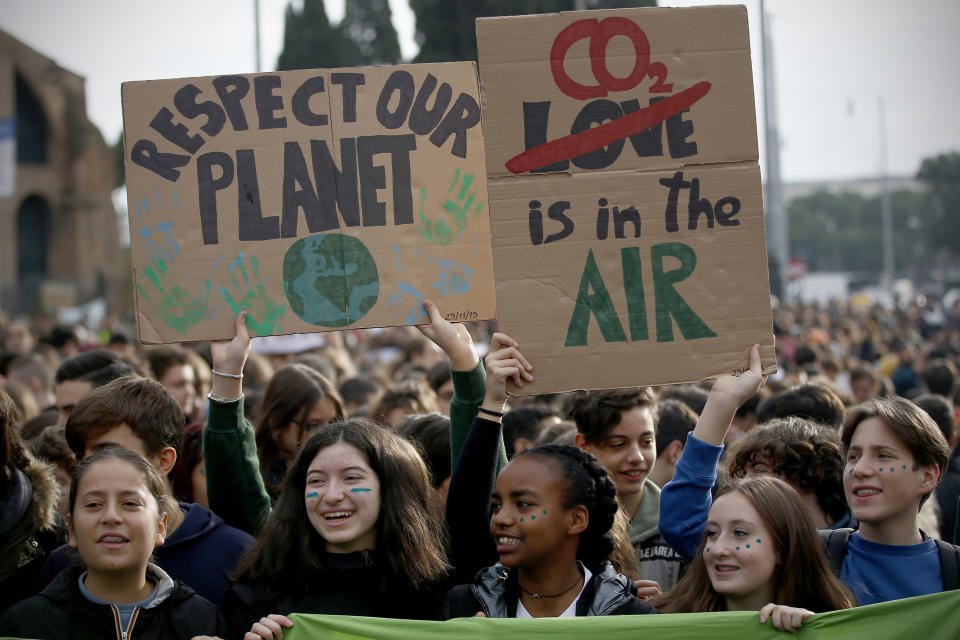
[652, 476, 855, 630]
[225, 419, 449, 639]
[0, 448, 225, 639]
[443, 334, 655, 618]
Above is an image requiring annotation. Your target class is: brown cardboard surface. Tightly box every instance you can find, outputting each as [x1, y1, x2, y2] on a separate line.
[476, 6, 775, 394]
[122, 63, 495, 343]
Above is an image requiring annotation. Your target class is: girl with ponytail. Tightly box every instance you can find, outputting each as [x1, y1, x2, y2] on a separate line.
[443, 333, 655, 618]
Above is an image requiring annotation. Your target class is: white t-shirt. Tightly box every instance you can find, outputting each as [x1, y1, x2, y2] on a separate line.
[516, 565, 593, 618]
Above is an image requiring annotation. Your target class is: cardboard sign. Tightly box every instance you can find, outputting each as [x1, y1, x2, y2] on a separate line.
[476, 6, 776, 394]
[122, 63, 495, 343]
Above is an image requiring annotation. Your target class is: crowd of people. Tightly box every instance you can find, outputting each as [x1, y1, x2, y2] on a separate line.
[1, 294, 959, 638]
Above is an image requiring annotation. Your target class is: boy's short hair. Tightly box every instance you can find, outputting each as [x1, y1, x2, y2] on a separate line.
[502, 405, 556, 456]
[65, 376, 184, 462]
[728, 417, 848, 523]
[921, 359, 958, 397]
[841, 397, 951, 506]
[850, 367, 877, 384]
[339, 376, 383, 409]
[756, 382, 846, 429]
[912, 393, 955, 446]
[658, 385, 708, 416]
[655, 399, 697, 457]
[569, 387, 657, 444]
[54, 350, 120, 384]
[145, 345, 193, 382]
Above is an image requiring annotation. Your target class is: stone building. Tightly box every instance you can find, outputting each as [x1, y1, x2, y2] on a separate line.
[0, 29, 123, 316]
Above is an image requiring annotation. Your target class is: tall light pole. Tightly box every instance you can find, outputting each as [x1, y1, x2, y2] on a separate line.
[760, 0, 788, 301]
[879, 97, 894, 291]
[254, 0, 262, 73]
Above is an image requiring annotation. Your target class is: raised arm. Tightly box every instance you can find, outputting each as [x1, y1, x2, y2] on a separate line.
[445, 333, 533, 581]
[659, 345, 765, 560]
[416, 300, 509, 470]
[203, 311, 272, 535]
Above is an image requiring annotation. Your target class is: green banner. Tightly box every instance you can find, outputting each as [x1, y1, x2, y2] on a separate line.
[287, 589, 960, 640]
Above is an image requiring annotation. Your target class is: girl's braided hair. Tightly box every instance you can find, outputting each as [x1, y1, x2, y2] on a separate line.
[515, 443, 619, 570]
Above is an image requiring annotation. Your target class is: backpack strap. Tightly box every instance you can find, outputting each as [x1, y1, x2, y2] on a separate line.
[818, 528, 854, 577]
[934, 538, 960, 591]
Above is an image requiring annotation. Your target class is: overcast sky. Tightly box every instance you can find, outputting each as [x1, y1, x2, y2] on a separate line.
[2, 0, 957, 182]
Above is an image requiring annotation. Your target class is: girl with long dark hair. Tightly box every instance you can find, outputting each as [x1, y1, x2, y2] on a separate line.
[226, 418, 449, 638]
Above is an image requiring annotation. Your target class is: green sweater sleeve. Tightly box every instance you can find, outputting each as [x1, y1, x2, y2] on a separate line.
[203, 397, 271, 535]
[448, 361, 508, 472]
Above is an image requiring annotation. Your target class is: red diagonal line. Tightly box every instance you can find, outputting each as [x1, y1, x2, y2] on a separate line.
[505, 81, 712, 174]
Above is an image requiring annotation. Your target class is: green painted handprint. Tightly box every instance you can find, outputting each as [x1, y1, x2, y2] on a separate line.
[218, 253, 286, 336]
[136, 258, 211, 336]
[417, 168, 486, 246]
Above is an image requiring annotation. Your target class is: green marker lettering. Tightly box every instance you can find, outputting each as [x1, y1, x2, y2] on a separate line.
[565, 249, 627, 347]
[651, 242, 717, 342]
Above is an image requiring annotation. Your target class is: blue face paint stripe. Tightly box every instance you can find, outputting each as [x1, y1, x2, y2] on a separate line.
[350, 488, 372, 493]
[306, 492, 319, 498]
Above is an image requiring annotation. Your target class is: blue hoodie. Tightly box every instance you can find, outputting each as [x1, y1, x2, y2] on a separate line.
[43, 502, 252, 610]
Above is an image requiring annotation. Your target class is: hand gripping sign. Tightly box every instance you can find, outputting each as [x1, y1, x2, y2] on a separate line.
[477, 6, 777, 394]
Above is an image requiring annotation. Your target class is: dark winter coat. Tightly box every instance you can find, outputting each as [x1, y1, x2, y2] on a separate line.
[0, 563, 226, 640]
[0, 457, 67, 610]
[226, 550, 443, 637]
[444, 561, 658, 618]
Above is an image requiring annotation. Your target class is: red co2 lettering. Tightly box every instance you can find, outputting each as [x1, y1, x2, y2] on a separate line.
[550, 17, 673, 100]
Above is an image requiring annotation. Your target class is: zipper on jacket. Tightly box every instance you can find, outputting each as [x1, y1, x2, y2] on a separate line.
[111, 604, 140, 640]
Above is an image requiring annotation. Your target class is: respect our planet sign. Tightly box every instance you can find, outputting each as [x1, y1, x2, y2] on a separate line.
[122, 63, 496, 343]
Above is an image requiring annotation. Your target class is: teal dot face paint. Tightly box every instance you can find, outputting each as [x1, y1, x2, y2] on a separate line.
[306, 492, 319, 498]
[705, 547, 711, 552]
[350, 488, 372, 493]
[902, 465, 907, 470]
[542, 510, 548, 515]
[890, 467, 895, 473]
[519, 518, 524, 522]
[735, 546, 740, 551]
[849, 469, 854, 475]
[878, 468, 883, 472]
[746, 544, 751, 549]
[530, 515, 536, 520]
[756, 538, 761, 544]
